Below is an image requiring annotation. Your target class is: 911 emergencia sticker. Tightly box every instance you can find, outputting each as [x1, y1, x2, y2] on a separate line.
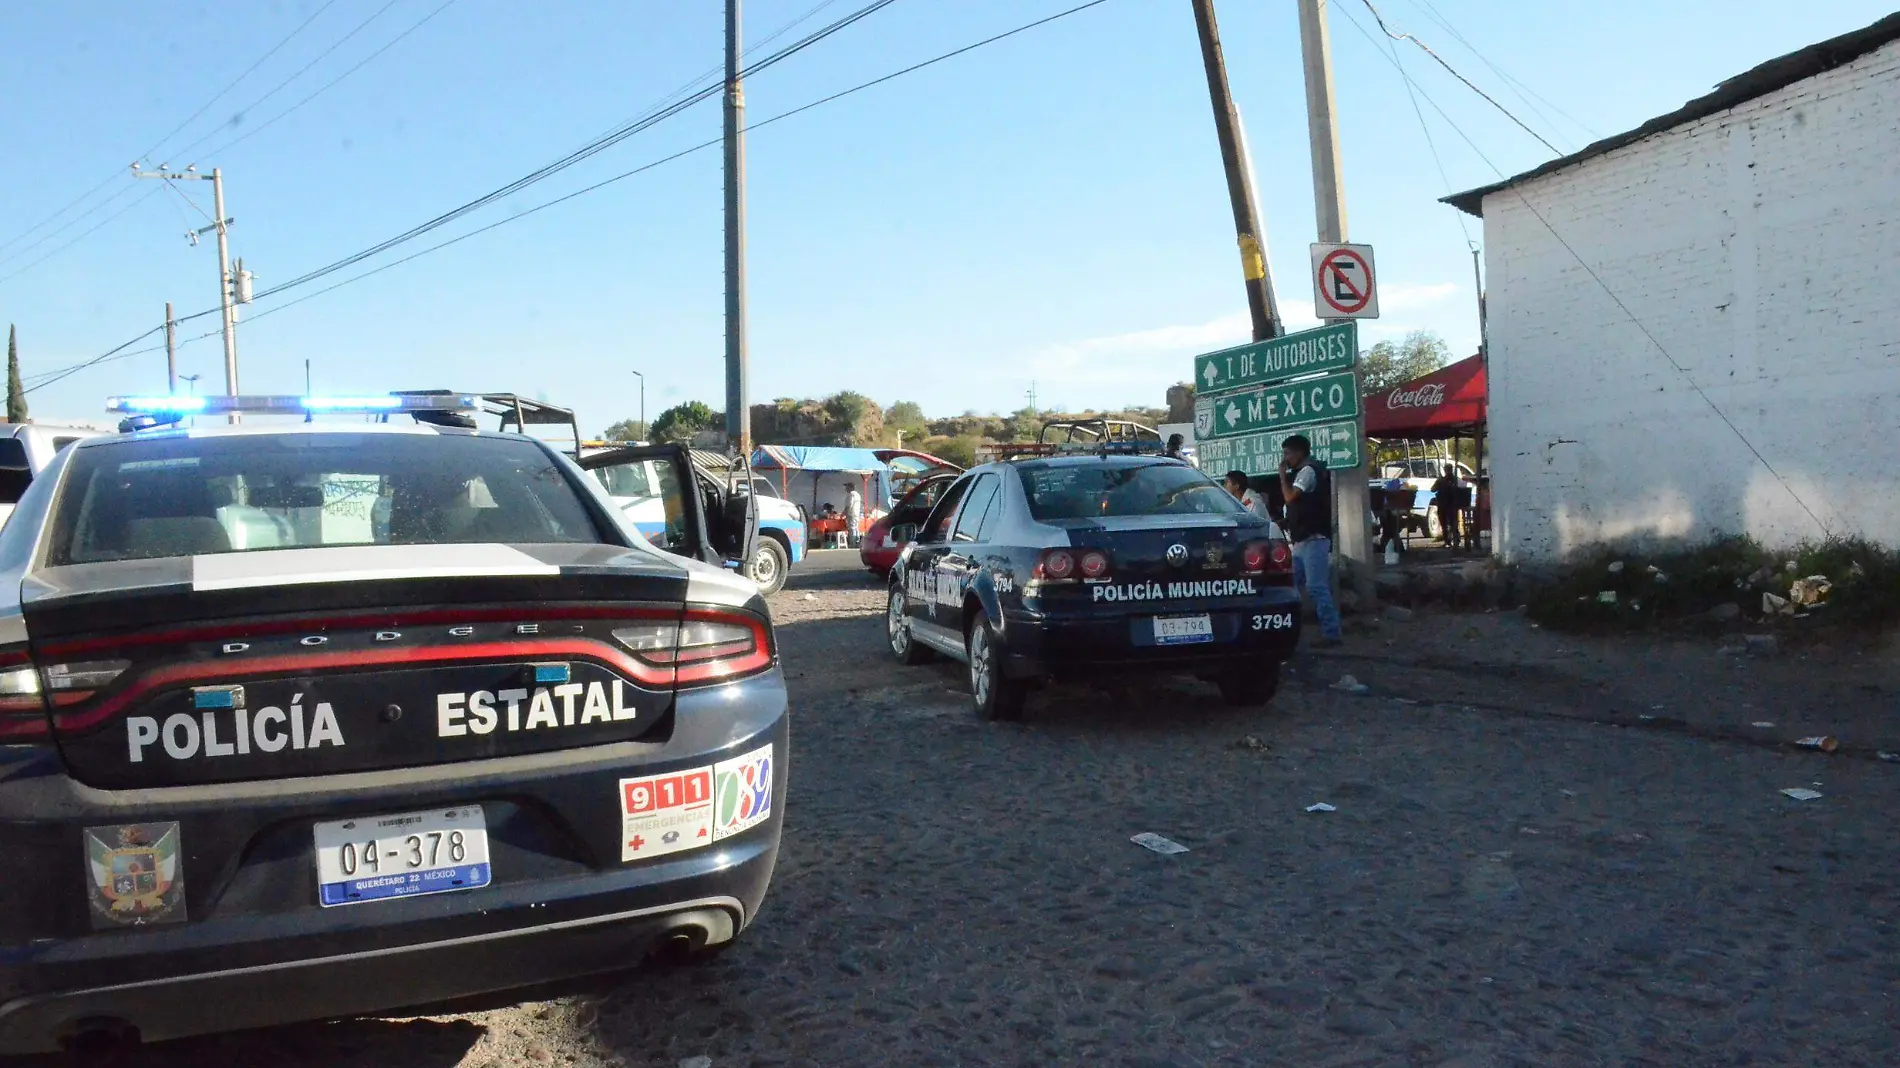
[619, 767, 715, 862]
[713, 744, 774, 841]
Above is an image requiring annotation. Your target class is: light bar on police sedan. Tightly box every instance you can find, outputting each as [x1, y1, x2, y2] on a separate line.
[107, 394, 481, 416]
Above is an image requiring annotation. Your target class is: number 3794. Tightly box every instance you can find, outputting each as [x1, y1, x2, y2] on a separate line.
[1251, 613, 1295, 631]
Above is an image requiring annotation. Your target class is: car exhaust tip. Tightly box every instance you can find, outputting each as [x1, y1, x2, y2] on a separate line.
[60, 1016, 141, 1064]
[648, 907, 738, 965]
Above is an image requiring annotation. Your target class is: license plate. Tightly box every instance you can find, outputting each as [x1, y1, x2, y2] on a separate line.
[1153, 614, 1214, 645]
[313, 805, 491, 907]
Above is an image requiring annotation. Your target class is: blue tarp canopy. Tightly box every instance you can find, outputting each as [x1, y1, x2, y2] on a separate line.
[751, 445, 889, 473]
[751, 445, 895, 516]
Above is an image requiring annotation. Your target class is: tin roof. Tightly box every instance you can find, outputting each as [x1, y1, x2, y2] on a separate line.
[1444, 12, 1900, 216]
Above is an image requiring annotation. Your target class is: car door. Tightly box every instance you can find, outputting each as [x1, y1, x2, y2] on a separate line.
[938, 473, 1002, 629]
[901, 473, 974, 640]
[576, 444, 725, 567]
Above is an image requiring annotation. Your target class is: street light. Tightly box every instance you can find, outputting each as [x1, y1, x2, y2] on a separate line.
[630, 370, 645, 442]
[180, 374, 202, 395]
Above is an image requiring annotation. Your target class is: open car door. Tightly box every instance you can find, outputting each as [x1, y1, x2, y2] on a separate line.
[578, 444, 758, 574]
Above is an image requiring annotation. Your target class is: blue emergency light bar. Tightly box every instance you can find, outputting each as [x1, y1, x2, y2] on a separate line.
[107, 394, 481, 417]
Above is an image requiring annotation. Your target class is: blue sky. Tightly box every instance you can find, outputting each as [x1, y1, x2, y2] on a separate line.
[2, 0, 1892, 434]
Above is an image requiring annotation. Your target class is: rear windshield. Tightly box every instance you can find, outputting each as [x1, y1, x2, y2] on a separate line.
[1016, 463, 1243, 521]
[46, 432, 604, 565]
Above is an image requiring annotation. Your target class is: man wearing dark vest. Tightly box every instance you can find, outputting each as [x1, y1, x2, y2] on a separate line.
[1278, 434, 1344, 647]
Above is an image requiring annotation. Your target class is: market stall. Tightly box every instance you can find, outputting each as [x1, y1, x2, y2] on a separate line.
[1363, 354, 1489, 551]
[751, 445, 894, 548]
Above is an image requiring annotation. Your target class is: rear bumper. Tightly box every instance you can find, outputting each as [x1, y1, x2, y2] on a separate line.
[999, 595, 1301, 679]
[0, 675, 788, 1054]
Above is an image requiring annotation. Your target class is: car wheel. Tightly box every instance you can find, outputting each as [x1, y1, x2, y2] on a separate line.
[1425, 510, 1444, 542]
[1218, 664, 1282, 707]
[749, 538, 789, 594]
[888, 587, 932, 665]
[967, 617, 1026, 721]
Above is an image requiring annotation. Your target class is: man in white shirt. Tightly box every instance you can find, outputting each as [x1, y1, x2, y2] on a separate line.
[845, 484, 864, 549]
[1223, 471, 1271, 519]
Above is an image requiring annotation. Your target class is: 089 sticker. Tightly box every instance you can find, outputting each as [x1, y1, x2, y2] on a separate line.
[713, 744, 774, 841]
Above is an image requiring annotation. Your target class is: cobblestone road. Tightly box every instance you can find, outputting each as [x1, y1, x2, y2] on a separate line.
[57, 552, 1900, 1067]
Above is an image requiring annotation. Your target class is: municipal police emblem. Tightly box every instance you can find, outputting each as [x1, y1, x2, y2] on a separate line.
[84, 822, 186, 928]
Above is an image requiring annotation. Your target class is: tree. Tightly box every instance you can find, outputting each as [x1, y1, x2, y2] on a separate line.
[600, 418, 645, 442]
[649, 400, 720, 443]
[884, 400, 928, 440]
[1358, 330, 1451, 391]
[5, 325, 25, 424]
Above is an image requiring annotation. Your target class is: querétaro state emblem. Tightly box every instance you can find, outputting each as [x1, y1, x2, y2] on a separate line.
[713, 744, 773, 841]
[85, 822, 186, 928]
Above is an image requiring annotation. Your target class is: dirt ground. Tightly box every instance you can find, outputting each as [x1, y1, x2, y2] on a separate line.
[36, 550, 1900, 1067]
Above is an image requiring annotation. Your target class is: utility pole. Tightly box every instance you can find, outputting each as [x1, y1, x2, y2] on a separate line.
[134, 164, 241, 421]
[723, 0, 751, 455]
[1191, 0, 1280, 342]
[164, 302, 177, 393]
[1297, 0, 1370, 566]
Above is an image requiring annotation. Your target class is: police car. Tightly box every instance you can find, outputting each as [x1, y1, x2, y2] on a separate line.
[0, 394, 786, 1056]
[883, 434, 1302, 720]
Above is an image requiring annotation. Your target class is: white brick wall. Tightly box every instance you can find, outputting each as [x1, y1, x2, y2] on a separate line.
[1482, 39, 1900, 564]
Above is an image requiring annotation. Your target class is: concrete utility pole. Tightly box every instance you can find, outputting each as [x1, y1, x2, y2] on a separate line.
[134, 164, 241, 421]
[1297, 0, 1370, 566]
[1190, 0, 1280, 342]
[723, 0, 751, 454]
[164, 302, 177, 394]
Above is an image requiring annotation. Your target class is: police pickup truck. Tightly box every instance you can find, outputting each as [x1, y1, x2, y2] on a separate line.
[883, 429, 1302, 720]
[0, 393, 785, 1056]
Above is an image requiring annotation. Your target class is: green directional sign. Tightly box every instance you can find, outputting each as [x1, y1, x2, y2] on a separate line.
[1194, 420, 1361, 472]
[1193, 322, 1357, 396]
[1193, 369, 1359, 441]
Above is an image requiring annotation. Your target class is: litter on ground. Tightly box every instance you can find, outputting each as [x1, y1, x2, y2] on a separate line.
[1130, 832, 1189, 855]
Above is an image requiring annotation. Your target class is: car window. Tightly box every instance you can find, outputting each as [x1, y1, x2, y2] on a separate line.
[974, 478, 1007, 542]
[595, 460, 654, 499]
[919, 476, 973, 543]
[951, 474, 999, 543]
[47, 433, 604, 565]
[0, 439, 30, 504]
[1016, 463, 1242, 520]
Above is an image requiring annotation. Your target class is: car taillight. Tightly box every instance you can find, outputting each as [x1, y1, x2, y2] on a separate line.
[612, 610, 773, 687]
[1, 653, 131, 742]
[1241, 539, 1294, 576]
[1036, 549, 1077, 582]
[1078, 549, 1111, 580]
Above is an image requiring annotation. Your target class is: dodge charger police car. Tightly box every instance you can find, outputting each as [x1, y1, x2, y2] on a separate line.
[0, 394, 786, 1056]
[884, 442, 1302, 719]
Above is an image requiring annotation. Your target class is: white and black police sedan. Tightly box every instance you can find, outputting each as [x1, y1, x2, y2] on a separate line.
[0, 394, 785, 1057]
[884, 438, 1302, 719]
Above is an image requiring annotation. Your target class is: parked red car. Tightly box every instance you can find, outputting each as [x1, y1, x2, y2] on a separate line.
[862, 471, 958, 577]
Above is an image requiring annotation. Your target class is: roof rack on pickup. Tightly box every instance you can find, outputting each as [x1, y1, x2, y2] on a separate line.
[975, 419, 1167, 464]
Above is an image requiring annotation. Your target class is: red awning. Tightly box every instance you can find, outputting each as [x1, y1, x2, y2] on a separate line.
[1363, 354, 1486, 439]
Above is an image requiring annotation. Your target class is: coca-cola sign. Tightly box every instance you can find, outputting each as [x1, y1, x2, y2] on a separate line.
[1385, 382, 1446, 410]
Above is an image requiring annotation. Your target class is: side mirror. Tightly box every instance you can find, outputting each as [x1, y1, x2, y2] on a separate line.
[888, 523, 917, 545]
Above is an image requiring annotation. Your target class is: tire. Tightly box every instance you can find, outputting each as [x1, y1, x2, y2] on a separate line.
[1218, 664, 1282, 707]
[748, 538, 789, 595]
[887, 586, 933, 665]
[1425, 509, 1444, 542]
[967, 617, 1026, 721]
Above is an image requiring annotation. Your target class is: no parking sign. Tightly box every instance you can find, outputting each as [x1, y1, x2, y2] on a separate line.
[1311, 243, 1379, 319]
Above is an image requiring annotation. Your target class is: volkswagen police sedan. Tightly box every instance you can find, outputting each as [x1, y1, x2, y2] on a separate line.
[884, 444, 1301, 720]
[0, 394, 785, 1056]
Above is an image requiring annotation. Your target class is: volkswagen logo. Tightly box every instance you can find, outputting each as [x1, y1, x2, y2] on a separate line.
[1165, 543, 1189, 567]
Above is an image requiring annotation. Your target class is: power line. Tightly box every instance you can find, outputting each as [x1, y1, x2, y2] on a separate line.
[1333, 1, 1831, 539]
[1355, 0, 1561, 156]
[161, 0, 411, 166]
[38, 0, 1119, 391]
[137, 0, 344, 166]
[0, 2, 341, 265]
[0, 187, 163, 287]
[188, 0, 464, 163]
[1405, 0, 1600, 145]
[0, 181, 145, 273]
